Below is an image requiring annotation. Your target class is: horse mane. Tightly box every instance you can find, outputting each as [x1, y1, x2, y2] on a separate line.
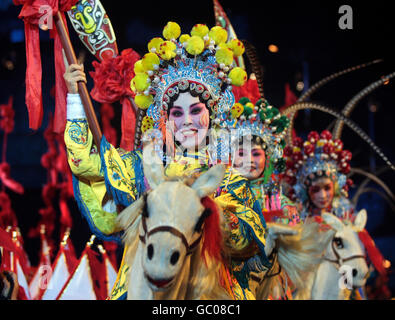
[254, 264, 290, 300]
[275, 222, 335, 292]
[200, 196, 223, 265]
[117, 196, 145, 246]
[187, 242, 232, 299]
[116, 174, 232, 299]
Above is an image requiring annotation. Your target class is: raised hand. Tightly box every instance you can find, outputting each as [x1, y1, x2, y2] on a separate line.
[63, 64, 87, 94]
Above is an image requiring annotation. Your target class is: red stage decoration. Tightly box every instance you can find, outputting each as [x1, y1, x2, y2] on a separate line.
[90, 48, 140, 150]
[279, 83, 298, 142]
[13, 0, 78, 133]
[0, 97, 24, 229]
[56, 237, 117, 300]
[0, 228, 31, 299]
[232, 77, 260, 105]
[280, 83, 298, 111]
[0, 97, 15, 134]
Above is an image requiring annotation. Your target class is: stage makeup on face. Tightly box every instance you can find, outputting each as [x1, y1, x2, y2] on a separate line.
[233, 140, 266, 180]
[308, 177, 335, 210]
[168, 92, 210, 150]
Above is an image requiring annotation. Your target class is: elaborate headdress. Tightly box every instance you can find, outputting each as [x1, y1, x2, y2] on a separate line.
[223, 95, 290, 176]
[130, 21, 248, 135]
[283, 130, 353, 202]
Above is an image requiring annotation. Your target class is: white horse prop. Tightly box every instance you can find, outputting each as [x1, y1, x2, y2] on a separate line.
[249, 220, 334, 300]
[116, 145, 327, 300]
[295, 210, 369, 300]
[116, 145, 232, 299]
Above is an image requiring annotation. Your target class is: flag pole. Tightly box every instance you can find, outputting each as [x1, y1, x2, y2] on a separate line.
[54, 12, 102, 150]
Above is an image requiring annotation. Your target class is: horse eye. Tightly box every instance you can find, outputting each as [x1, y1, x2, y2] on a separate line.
[142, 194, 149, 217]
[170, 251, 180, 265]
[333, 237, 344, 249]
[147, 244, 154, 260]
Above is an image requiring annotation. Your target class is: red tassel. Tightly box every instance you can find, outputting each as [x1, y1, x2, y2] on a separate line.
[358, 229, 387, 276]
[24, 22, 43, 129]
[59, 197, 72, 230]
[14, 0, 78, 130]
[52, 14, 69, 134]
[200, 196, 222, 265]
[120, 97, 136, 151]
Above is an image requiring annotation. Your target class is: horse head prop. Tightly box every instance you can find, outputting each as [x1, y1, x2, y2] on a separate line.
[117, 143, 229, 299]
[306, 210, 369, 299]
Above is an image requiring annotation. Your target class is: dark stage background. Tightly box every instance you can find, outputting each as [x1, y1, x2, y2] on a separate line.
[1, 0, 394, 296]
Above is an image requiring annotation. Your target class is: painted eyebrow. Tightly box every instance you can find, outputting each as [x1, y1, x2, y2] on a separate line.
[190, 102, 205, 108]
[172, 102, 205, 109]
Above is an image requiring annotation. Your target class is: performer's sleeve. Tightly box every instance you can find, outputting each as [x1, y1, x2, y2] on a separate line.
[64, 94, 102, 180]
[215, 170, 268, 252]
[64, 94, 121, 242]
[215, 172, 272, 271]
[215, 192, 252, 251]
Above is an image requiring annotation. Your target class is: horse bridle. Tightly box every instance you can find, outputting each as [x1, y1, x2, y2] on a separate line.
[138, 192, 209, 256]
[250, 249, 282, 284]
[323, 237, 366, 269]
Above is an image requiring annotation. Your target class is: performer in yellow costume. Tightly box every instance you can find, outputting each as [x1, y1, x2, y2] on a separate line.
[214, 85, 299, 299]
[64, 21, 272, 299]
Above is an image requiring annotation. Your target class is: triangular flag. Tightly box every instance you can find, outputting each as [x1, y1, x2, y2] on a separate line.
[15, 258, 31, 300]
[39, 231, 76, 300]
[97, 244, 118, 299]
[39, 248, 70, 300]
[57, 246, 97, 300]
[105, 253, 118, 298]
[29, 230, 52, 300]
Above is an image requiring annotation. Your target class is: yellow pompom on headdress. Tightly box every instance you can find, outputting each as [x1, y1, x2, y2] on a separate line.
[130, 21, 249, 132]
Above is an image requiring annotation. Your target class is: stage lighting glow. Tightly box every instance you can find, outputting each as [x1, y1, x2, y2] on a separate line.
[296, 81, 304, 91]
[268, 44, 279, 53]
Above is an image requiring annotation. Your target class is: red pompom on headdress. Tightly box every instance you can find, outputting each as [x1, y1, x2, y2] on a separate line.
[283, 130, 353, 200]
[232, 76, 260, 105]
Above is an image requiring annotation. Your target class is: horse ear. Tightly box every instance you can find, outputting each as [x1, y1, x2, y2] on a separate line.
[142, 142, 165, 189]
[117, 196, 145, 230]
[191, 164, 226, 198]
[353, 209, 367, 231]
[322, 212, 344, 231]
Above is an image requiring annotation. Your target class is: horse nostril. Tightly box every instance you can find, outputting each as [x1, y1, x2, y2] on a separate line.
[352, 268, 358, 277]
[170, 251, 180, 265]
[147, 244, 154, 260]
